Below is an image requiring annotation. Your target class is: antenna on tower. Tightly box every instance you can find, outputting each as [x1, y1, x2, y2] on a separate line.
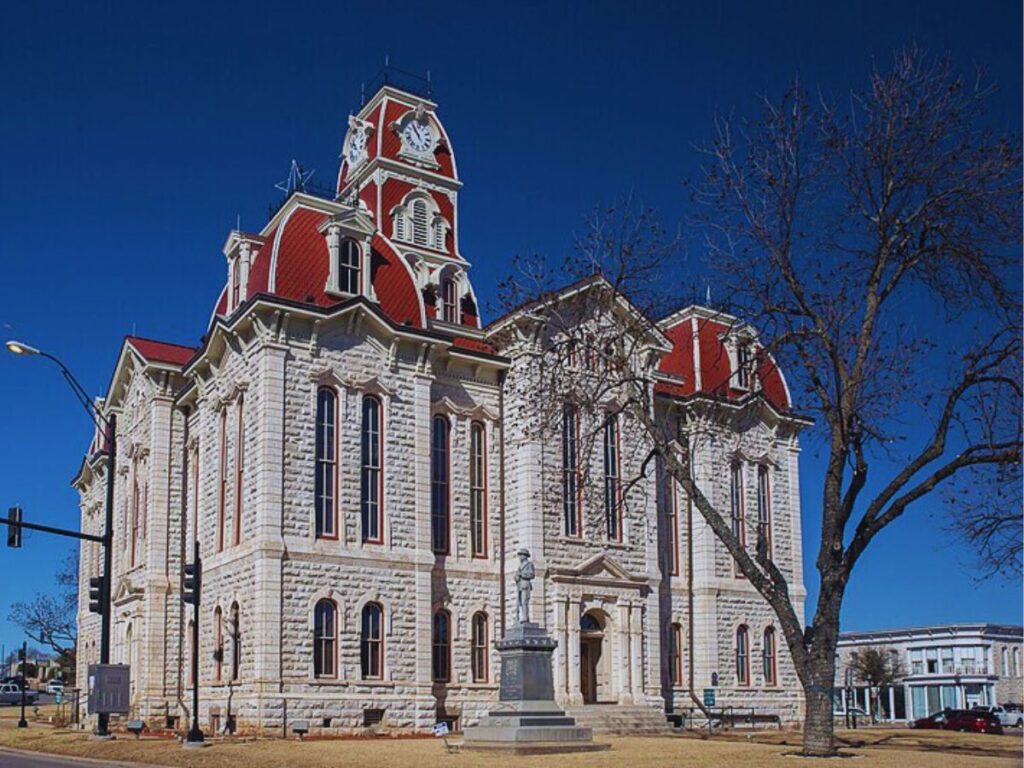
[236, 214, 241, 232]
[705, 282, 712, 306]
[276, 160, 315, 195]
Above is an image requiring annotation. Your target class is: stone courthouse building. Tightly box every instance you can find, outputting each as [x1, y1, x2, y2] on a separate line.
[74, 80, 809, 734]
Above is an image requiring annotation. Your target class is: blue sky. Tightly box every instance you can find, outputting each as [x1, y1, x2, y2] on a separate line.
[0, 0, 1020, 655]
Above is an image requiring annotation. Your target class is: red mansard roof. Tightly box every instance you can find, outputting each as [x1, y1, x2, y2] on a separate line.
[126, 336, 196, 366]
[656, 311, 791, 412]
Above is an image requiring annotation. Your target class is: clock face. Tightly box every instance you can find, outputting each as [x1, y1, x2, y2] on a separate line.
[346, 127, 367, 166]
[402, 119, 434, 154]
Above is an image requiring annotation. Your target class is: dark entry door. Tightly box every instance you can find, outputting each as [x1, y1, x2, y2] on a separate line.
[581, 638, 599, 703]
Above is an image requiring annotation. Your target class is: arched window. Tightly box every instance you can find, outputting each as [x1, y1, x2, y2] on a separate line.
[603, 414, 621, 541]
[441, 278, 458, 323]
[411, 198, 429, 245]
[736, 341, 753, 389]
[315, 388, 337, 539]
[313, 599, 337, 678]
[130, 460, 140, 567]
[230, 602, 241, 682]
[735, 625, 749, 686]
[360, 602, 383, 680]
[431, 416, 450, 554]
[756, 464, 771, 558]
[432, 610, 451, 682]
[1003, 647, 1010, 676]
[361, 395, 383, 543]
[1014, 648, 1020, 677]
[218, 410, 228, 552]
[431, 217, 446, 250]
[730, 462, 745, 547]
[561, 404, 580, 537]
[669, 623, 683, 686]
[471, 612, 488, 682]
[339, 239, 361, 294]
[214, 607, 224, 682]
[234, 395, 244, 547]
[762, 627, 777, 686]
[469, 422, 487, 558]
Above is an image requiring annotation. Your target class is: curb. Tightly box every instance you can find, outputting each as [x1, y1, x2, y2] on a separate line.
[0, 746, 167, 768]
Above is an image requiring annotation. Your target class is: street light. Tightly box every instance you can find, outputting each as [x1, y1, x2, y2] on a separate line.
[6, 340, 117, 739]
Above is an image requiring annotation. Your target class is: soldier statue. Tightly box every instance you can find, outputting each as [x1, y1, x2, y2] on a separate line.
[515, 548, 535, 624]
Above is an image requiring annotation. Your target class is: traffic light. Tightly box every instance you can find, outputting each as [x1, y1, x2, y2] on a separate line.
[88, 576, 104, 614]
[6, 506, 22, 548]
[182, 561, 201, 605]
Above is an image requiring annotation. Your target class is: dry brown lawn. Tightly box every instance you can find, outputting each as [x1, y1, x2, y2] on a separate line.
[0, 722, 1020, 768]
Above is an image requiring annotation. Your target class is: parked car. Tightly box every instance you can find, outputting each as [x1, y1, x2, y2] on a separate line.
[44, 680, 64, 695]
[910, 708, 1003, 734]
[972, 705, 1023, 728]
[0, 682, 38, 706]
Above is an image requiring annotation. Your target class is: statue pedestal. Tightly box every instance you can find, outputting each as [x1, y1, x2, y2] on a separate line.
[463, 622, 606, 754]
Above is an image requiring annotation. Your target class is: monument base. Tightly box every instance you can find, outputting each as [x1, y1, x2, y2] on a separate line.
[462, 622, 606, 754]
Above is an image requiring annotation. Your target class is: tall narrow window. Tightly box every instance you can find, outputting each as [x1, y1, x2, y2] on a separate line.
[469, 422, 487, 558]
[412, 198, 429, 245]
[339, 239, 361, 294]
[431, 416, 450, 554]
[230, 262, 240, 311]
[756, 464, 771, 558]
[360, 602, 383, 680]
[762, 627, 777, 686]
[562, 404, 580, 537]
[730, 462, 745, 547]
[669, 623, 683, 686]
[361, 395, 383, 543]
[217, 410, 227, 552]
[736, 625, 749, 686]
[432, 218, 446, 250]
[234, 396, 244, 547]
[471, 612, 488, 682]
[432, 610, 451, 682]
[737, 342, 752, 388]
[313, 599, 337, 678]
[130, 462, 139, 567]
[664, 466, 679, 576]
[603, 414, 621, 541]
[230, 602, 241, 682]
[214, 607, 224, 682]
[441, 278, 457, 323]
[315, 388, 337, 539]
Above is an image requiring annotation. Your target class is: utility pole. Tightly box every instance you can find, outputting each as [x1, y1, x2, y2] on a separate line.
[5, 341, 118, 738]
[18, 642, 28, 728]
[183, 541, 203, 746]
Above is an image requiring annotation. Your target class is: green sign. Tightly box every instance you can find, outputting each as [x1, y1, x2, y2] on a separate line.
[703, 687, 716, 707]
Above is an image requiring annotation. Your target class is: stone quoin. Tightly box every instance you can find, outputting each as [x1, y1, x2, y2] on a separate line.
[73, 79, 809, 735]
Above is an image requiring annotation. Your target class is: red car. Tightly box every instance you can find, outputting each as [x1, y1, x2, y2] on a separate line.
[910, 708, 1004, 734]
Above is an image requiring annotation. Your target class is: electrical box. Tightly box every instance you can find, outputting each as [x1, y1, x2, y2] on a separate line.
[87, 664, 130, 715]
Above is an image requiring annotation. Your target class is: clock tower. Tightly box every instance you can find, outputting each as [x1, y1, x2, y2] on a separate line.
[337, 82, 478, 329]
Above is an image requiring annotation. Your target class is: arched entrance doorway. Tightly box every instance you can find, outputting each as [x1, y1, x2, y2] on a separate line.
[580, 610, 609, 704]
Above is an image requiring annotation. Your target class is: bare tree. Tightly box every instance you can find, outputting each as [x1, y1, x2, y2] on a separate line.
[8, 551, 78, 678]
[496, 48, 1021, 757]
[846, 647, 905, 723]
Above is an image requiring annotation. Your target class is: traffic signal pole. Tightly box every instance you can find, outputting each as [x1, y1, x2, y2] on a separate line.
[96, 415, 116, 739]
[184, 540, 203, 746]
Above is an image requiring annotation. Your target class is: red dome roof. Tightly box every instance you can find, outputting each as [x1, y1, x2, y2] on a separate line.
[220, 201, 424, 328]
[657, 311, 791, 412]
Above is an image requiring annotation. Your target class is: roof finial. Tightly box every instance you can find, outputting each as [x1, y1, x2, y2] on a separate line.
[275, 160, 315, 195]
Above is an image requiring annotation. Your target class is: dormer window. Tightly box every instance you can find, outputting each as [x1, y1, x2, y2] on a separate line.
[338, 239, 361, 295]
[737, 341, 752, 389]
[230, 261, 241, 311]
[392, 191, 450, 251]
[441, 278, 458, 323]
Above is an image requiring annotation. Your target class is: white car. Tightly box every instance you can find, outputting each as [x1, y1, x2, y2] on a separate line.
[45, 680, 65, 695]
[973, 705, 1023, 728]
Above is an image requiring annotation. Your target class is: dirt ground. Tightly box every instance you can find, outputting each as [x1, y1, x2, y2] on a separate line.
[0, 721, 1021, 768]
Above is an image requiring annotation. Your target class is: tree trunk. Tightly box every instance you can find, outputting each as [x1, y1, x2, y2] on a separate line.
[802, 665, 837, 757]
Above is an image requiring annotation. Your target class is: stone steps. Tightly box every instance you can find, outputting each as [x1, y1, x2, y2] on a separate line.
[563, 704, 671, 735]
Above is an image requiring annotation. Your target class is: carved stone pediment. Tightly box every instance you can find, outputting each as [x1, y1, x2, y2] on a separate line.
[112, 573, 145, 606]
[550, 553, 648, 592]
[431, 395, 498, 421]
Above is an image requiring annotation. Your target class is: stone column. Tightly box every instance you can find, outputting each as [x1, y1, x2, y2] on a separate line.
[412, 373, 434, 729]
[630, 603, 643, 702]
[617, 602, 631, 704]
[554, 596, 567, 702]
[568, 599, 582, 705]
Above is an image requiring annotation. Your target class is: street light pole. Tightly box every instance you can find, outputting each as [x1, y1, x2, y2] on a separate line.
[6, 340, 116, 738]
